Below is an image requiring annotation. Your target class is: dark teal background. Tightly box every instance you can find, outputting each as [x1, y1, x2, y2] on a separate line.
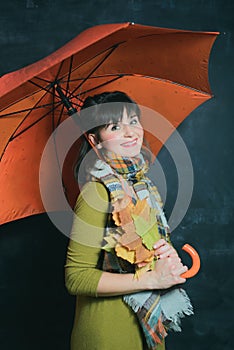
[0, 1, 233, 349]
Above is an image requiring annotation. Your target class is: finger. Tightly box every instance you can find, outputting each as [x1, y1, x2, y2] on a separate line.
[159, 251, 178, 259]
[153, 239, 167, 249]
[156, 246, 177, 258]
[174, 276, 187, 284]
[172, 265, 188, 277]
[137, 261, 148, 268]
[154, 244, 171, 255]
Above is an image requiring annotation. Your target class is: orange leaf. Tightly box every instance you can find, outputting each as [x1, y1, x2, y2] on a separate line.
[115, 244, 135, 264]
[112, 212, 121, 226]
[112, 196, 134, 226]
[119, 206, 133, 225]
[135, 246, 154, 264]
[119, 225, 139, 246]
[132, 199, 150, 222]
[112, 195, 132, 213]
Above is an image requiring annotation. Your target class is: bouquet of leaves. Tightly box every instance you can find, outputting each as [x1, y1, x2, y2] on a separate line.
[103, 195, 162, 278]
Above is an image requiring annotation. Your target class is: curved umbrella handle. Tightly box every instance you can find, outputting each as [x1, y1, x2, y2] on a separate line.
[180, 244, 201, 279]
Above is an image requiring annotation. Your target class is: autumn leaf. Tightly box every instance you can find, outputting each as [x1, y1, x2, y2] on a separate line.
[119, 207, 133, 225]
[134, 260, 154, 279]
[135, 245, 155, 264]
[108, 196, 162, 274]
[119, 226, 139, 247]
[112, 195, 133, 213]
[112, 212, 121, 226]
[115, 244, 135, 264]
[132, 198, 150, 222]
[112, 196, 134, 226]
[102, 233, 119, 252]
[132, 207, 161, 250]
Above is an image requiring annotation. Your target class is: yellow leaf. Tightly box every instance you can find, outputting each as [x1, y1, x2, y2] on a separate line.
[112, 212, 121, 226]
[115, 244, 135, 264]
[134, 261, 153, 279]
[132, 198, 150, 222]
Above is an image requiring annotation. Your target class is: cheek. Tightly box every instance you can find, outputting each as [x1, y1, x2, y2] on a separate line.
[99, 134, 121, 150]
[105, 134, 119, 141]
[100, 131, 120, 142]
[138, 127, 144, 139]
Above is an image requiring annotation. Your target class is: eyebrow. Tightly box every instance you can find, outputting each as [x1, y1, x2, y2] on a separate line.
[128, 114, 138, 119]
[104, 114, 138, 128]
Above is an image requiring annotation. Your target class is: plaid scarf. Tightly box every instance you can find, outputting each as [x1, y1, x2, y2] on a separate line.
[90, 152, 193, 349]
[104, 152, 164, 208]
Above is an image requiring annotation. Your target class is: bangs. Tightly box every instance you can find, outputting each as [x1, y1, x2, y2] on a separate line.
[95, 102, 141, 127]
[79, 91, 141, 133]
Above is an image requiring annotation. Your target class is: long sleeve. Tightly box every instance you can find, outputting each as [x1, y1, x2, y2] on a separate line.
[65, 181, 109, 296]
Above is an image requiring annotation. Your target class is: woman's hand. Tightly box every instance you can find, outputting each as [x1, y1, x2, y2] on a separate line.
[144, 239, 188, 290]
[96, 238, 187, 296]
[153, 238, 178, 259]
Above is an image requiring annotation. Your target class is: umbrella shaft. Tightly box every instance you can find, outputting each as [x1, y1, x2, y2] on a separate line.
[55, 84, 77, 115]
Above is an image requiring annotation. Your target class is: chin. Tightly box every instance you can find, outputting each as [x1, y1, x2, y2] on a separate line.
[122, 150, 141, 158]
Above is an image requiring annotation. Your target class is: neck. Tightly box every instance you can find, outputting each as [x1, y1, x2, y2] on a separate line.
[103, 150, 141, 161]
[102, 151, 147, 180]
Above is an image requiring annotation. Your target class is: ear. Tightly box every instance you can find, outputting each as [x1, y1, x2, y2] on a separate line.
[88, 134, 102, 149]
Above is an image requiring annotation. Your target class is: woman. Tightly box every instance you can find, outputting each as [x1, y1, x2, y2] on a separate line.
[65, 91, 192, 350]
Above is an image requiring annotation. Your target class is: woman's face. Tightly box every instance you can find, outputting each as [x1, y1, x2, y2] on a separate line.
[97, 107, 144, 157]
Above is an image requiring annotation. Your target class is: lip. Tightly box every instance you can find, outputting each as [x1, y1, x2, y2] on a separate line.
[121, 138, 138, 147]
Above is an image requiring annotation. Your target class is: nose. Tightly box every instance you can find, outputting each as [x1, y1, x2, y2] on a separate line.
[123, 123, 134, 137]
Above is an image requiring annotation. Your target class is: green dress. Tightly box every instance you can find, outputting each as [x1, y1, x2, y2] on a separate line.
[65, 181, 165, 350]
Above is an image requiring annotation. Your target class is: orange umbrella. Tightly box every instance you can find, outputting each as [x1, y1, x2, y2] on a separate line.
[0, 22, 218, 227]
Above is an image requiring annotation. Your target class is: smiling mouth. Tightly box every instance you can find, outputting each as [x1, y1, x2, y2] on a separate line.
[121, 138, 138, 147]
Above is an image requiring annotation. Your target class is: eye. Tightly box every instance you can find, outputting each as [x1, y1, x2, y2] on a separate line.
[110, 123, 120, 131]
[130, 116, 140, 125]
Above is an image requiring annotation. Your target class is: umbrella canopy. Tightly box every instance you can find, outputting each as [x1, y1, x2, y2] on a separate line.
[0, 22, 219, 225]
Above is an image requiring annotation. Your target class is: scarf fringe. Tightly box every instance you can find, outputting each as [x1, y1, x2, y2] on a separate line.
[123, 295, 142, 313]
[161, 288, 194, 332]
[123, 291, 155, 312]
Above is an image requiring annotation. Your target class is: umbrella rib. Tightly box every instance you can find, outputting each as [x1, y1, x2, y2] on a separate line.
[62, 73, 125, 83]
[29, 79, 56, 96]
[56, 55, 75, 127]
[77, 73, 213, 96]
[30, 76, 53, 84]
[9, 88, 50, 138]
[11, 101, 64, 140]
[56, 99, 66, 128]
[1, 73, 212, 120]
[0, 89, 60, 158]
[66, 55, 73, 91]
[56, 74, 124, 107]
[52, 85, 57, 130]
[23, 44, 120, 113]
[0, 82, 54, 116]
[55, 87, 66, 128]
[51, 87, 68, 197]
[0, 101, 61, 118]
[55, 44, 121, 88]
[55, 59, 65, 81]
[69, 45, 118, 98]
[74, 75, 123, 98]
